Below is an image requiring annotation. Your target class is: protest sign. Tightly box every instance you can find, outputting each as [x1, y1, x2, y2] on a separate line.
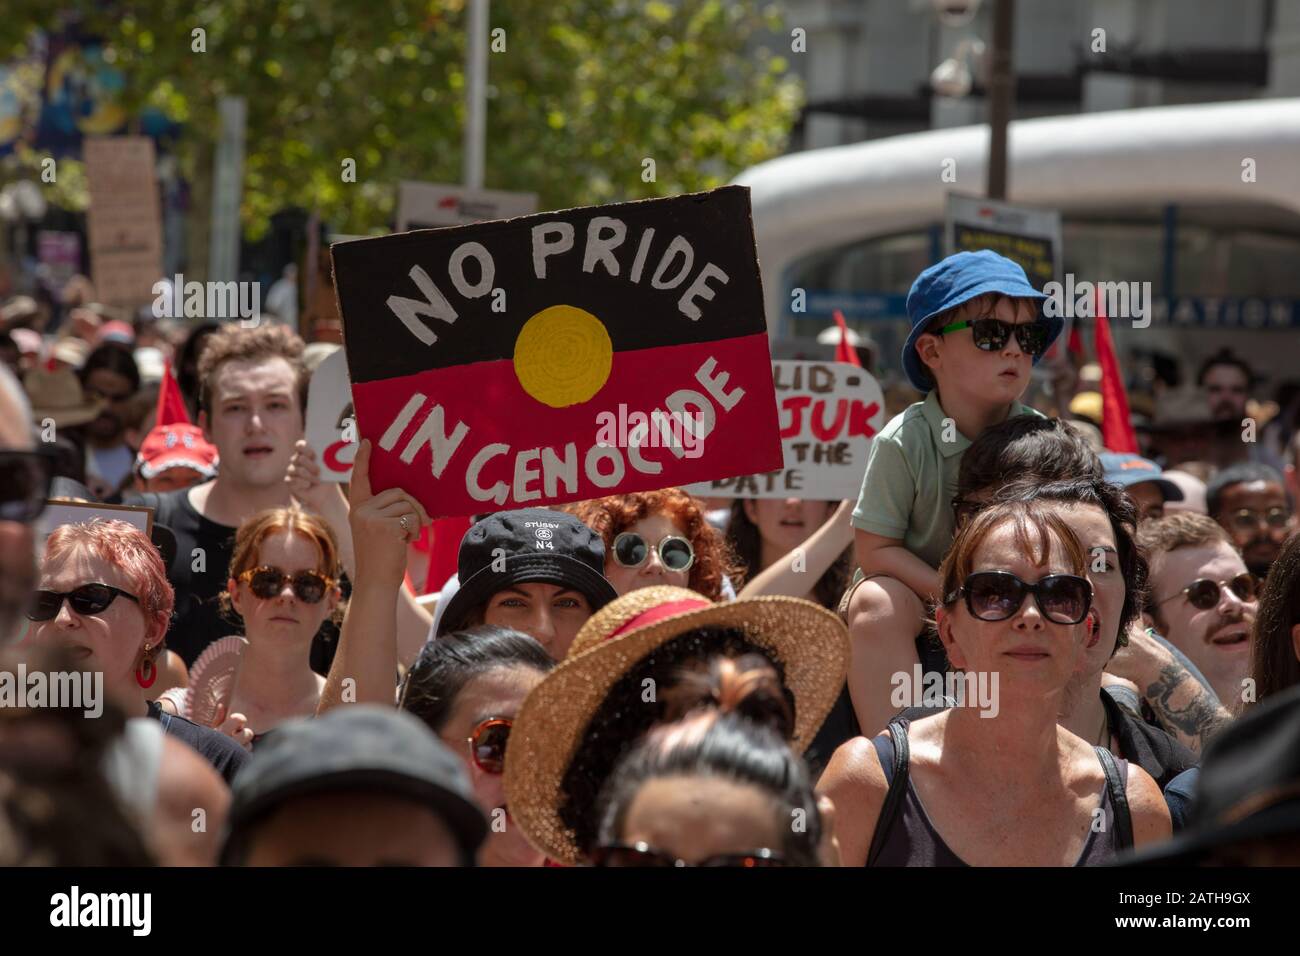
[945, 193, 1061, 291]
[83, 136, 164, 306]
[331, 185, 783, 518]
[397, 181, 538, 231]
[38, 500, 153, 548]
[304, 347, 356, 482]
[685, 361, 885, 499]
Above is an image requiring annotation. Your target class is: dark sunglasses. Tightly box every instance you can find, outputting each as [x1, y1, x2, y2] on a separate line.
[936, 316, 1052, 359]
[27, 583, 141, 622]
[590, 842, 788, 868]
[0, 449, 56, 524]
[1158, 573, 1258, 611]
[1225, 507, 1289, 532]
[238, 566, 334, 603]
[612, 532, 694, 572]
[945, 570, 1093, 626]
[467, 717, 511, 774]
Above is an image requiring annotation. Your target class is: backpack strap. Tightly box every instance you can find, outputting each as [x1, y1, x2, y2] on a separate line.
[866, 719, 910, 866]
[1095, 747, 1133, 850]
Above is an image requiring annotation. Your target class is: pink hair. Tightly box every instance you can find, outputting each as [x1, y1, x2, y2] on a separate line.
[43, 519, 174, 644]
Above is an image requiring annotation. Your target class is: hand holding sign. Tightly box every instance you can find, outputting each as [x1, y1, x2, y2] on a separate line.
[348, 440, 431, 590]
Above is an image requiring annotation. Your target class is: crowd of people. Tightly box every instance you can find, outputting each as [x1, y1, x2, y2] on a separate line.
[1, 251, 1299, 868]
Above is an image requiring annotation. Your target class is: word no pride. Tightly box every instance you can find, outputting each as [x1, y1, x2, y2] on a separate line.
[388, 216, 731, 344]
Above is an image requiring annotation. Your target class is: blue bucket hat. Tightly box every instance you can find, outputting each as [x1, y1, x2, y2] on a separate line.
[901, 250, 1057, 392]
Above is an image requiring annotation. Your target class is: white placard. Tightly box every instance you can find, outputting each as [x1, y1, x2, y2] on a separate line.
[304, 348, 356, 482]
[396, 181, 538, 231]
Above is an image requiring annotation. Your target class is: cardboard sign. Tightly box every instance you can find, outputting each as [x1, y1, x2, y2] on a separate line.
[332, 185, 782, 518]
[686, 361, 884, 499]
[397, 181, 538, 231]
[83, 136, 164, 306]
[38, 500, 154, 548]
[945, 193, 1061, 292]
[304, 347, 356, 482]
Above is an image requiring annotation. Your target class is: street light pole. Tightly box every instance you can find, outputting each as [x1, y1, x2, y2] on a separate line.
[464, 0, 489, 190]
[986, 0, 1015, 199]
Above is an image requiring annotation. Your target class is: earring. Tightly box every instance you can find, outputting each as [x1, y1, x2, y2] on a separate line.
[136, 645, 157, 689]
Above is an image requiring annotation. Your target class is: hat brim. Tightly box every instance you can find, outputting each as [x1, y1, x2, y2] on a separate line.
[1121, 476, 1184, 502]
[1122, 800, 1300, 866]
[902, 281, 1055, 393]
[137, 456, 219, 480]
[30, 403, 104, 429]
[437, 552, 619, 636]
[218, 766, 488, 865]
[503, 589, 851, 865]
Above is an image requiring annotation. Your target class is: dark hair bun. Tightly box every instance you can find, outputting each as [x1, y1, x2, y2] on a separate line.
[662, 653, 794, 739]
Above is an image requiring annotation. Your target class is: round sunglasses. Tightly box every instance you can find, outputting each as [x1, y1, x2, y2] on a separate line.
[945, 570, 1093, 626]
[28, 583, 141, 622]
[611, 532, 694, 572]
[238, 566, 335, 604]
[935, 316, 1052, 359]
[467, 717, 511, 774]
[1224, 507, 1289, 533]
[590, 842, 788, 868]
[1157, 573, 1258, 611]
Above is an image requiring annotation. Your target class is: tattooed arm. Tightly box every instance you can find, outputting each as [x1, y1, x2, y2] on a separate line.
[1106, 624, 1234, 755]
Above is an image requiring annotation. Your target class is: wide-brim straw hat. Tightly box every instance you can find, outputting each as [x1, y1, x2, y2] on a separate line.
[24, 366, 104, 428]
[503, 585, 851, 865]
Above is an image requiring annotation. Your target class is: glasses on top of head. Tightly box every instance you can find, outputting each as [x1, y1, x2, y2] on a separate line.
[27, 583, 141, 622]
[466, 717, 511, 775]
[611, 532, 695, 573]
[935, 317, 1051, 359]
[945, 570, 1093, 626]
[238, 566, 334, 604]
[589, 842, 788, 868]
[1157, 573, 1258, 611]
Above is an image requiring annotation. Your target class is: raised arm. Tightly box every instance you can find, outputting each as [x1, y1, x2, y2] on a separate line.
[317, 441, 430, 715]
[738, 500, 854, 598]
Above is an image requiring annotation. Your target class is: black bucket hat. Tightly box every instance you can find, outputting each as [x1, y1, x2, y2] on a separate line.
[1125, 682, 1300, 865]
[437, 508, 619, 636]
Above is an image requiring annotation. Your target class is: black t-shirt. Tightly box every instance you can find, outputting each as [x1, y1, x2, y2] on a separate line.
[126, 488, 344, 674]
[147, 700, 249, 785]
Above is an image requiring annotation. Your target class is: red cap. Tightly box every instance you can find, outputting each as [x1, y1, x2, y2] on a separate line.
[135, 423, 219, 480]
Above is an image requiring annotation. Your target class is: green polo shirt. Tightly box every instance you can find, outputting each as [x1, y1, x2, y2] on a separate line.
[851, 392, 1044, 570]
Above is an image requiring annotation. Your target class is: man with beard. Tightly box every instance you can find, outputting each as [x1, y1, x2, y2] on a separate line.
[1206, 462, 1293, 580]
[1198, 349, 1254, 424]
[0, 365, 49, 644]
[78, 343, 142, 500]
[1139, 513, 1259, 712]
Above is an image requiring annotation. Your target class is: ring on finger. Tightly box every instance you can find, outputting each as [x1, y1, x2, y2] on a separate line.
[399, 514, 412, 534]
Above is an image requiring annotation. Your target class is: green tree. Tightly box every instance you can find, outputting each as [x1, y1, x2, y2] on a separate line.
[4, 0, 800, 260]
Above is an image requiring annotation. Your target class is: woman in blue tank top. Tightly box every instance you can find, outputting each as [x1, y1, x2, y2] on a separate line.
[818, 499, 1172, 866]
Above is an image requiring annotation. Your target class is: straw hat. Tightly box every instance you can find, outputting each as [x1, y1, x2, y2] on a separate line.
[24, 366, 104, 428]
[503, 585, 851, 865]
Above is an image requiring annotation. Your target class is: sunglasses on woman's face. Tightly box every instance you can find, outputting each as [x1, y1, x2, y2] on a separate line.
[27, 583, 141, 622]
[611, 532, 695, 572]
[590, 842, 788, 868]
[935, 317, 1052, 359]
[1158, 573, 1258, 611]
[238, 566, 334, 604]
[946, 570, 1093, 626]
[466, 717, 511, 774]
[0, 449, 56, 524]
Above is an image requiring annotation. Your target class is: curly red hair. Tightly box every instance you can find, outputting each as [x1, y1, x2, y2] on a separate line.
[566, 489, 740, 601]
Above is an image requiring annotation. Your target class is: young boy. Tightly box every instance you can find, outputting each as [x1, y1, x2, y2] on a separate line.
[842, 249, 1061, 734]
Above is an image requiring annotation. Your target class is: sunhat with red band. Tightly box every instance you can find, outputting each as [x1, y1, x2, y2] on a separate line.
[503, 585, 851, 865]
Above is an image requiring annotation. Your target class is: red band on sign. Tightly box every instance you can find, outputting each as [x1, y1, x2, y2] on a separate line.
[608, 599, 712, 641]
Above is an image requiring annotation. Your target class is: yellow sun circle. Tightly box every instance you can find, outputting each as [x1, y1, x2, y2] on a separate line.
[512, 305, 613, 408]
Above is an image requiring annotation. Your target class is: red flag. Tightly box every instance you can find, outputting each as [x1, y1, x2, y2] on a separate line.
[1094, 291, 1138, 453]
[154, 358, 192, 427]
[833, 310, 862, 367]
[424, 515, 472, 595]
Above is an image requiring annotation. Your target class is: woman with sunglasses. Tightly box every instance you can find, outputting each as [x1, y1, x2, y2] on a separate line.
[568, 489, 740, 601]
[820, 500, 1171, 865]
[398, 624, 554, 866]
[28, 518, 248, 783]
[591, 659, 828, 868]
[215, 506, 344, 743]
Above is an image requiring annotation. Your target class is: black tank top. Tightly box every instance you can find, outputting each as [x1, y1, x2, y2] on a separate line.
[867, 724, 1130, 867]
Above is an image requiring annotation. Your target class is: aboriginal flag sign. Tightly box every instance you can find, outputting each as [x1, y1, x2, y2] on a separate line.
[331, 185, 783, 518]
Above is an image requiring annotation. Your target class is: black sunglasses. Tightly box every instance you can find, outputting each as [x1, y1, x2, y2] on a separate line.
[590, 842, 788, 868]
[27, 583, 141, 622]
[611, 532, 694, 572]
[936, 317, 1052, 359]
[1157, 573, 1258, 611]
[238, 566, 335, 604]
[945, 570, 1093, 626]
[0, 449, 56, 524]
